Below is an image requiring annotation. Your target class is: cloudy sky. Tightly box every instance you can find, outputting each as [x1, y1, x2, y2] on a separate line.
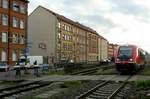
[29, 0, 150, 52]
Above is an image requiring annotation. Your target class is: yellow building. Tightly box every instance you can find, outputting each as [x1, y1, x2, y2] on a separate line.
[88, 31, 99, 63]
[57, 18, 74, 63]
[28, 6, 106, 64]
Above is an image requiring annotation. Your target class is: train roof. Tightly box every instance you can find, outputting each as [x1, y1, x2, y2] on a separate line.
[119, 44, 137, 48]
[118, 44, 146, 52]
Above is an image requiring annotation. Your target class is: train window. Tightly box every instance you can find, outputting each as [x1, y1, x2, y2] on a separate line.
[118, 47, 132, 57]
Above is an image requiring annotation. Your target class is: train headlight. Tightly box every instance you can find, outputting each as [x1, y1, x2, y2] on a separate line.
[129, 58, 133, 61]
[116, 58, 120, 61]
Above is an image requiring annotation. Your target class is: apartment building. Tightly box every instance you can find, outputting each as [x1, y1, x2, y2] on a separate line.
[88, 31, 99, 63]
[74, 26, 87, 63]
[0, 0, 28, 65]
[57, 17, 74, 63]
[28, 6, 100, 64]
[108, 43, 114, 59]
[98, 36, 108, 61]
[108, 43, 119, 59]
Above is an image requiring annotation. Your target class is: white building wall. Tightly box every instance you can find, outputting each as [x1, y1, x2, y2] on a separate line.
[101, 39, 108, 60]
[28, 6, 57, 58]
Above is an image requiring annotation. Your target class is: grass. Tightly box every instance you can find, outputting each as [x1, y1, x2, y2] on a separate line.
[60, 81, 83, 88]
[140, 65, 150, 75]
[46, 71, 65, 75]
[135, 80, 150, 89]
[96, 68, 118, 75]
[0, 81, 18, 89]
[0, 81, 18, 85]
[28, 81, 86, 99]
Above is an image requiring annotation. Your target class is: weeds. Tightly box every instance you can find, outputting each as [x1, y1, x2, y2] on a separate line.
[135, 80, 150, 89]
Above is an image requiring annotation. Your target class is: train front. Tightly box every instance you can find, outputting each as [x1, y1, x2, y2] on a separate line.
[115, 46, 137, 73]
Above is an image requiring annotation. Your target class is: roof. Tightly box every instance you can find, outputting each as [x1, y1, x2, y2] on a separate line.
[99, 35, 107, 41]
[20, 0, 29, 3]
[119, 44, 138, 48]
[38, 6, 100, 35]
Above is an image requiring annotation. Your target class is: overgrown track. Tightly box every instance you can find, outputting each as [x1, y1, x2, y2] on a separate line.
[0, 81, 53, 98]
[71, 65, 115, 75]
[75, 75, 132, 99]
[71, 67, 100, 75]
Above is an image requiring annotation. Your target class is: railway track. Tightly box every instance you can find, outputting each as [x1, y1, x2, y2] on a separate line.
[75, 75, 132, 99]
[71, 67, 100, 75]
[0, 80, 53, 98]
[71, 65, 114, 75]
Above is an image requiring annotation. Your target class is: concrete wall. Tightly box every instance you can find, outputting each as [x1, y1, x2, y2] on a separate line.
[28, 6, 57, 58]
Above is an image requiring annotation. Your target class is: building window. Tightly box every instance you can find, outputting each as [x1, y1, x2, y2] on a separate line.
[13, 17, 19, 28]
[64, 35, 67, 40]
[64, 25, 67, 30]
[58, 33, 61, 39]
[67, 26, 69, 31]
[19, 35, 25, 44]
[20, 5, 26, 14]
[13, 1, 20, 12]
[62, 24, 65, 29]
[19, 49, 24, 56]
[67, 35, 70, 40]
[57, 43, 60, 49]
[2, 32, 7, 43]
[12, 34, 18, 43]
[20, 20, 25, 29]
[1, 48, 7, 62]
[12, 49, 17, 61]
[2, 0, 8, 9]
[62, 34, 65, 39]
[58, 22, 61, 28]
[2, 14, 8, 26]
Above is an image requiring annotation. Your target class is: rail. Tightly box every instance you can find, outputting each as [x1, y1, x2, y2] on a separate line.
[0, 81, 53, 98]
[75, 75, 132, 99]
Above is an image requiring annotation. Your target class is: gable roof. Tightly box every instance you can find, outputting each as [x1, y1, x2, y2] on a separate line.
[20, 0, 29, 3]
[36, 6, 100, 34]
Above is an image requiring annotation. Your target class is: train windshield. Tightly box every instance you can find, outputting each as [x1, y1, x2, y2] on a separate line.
[118, 47, 132, 58]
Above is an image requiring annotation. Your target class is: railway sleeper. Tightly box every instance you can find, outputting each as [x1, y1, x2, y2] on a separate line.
[93, 91, 113, 94]
[88, 94, 108, 99]
[96, 90, 114, 93]
[94, 93, 113, 96]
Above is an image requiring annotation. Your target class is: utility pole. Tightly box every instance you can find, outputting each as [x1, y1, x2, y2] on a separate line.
[24, 1, 28, 65]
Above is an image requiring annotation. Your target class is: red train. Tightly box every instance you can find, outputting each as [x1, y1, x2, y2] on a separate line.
[115, 45, 146, 73]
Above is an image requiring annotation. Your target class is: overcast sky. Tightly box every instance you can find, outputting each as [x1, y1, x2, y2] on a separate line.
[29, 0, 150, 52]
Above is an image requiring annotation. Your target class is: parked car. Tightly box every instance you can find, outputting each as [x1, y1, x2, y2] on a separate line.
[0, 63, 9, 72]
[100, 58, 111, 65]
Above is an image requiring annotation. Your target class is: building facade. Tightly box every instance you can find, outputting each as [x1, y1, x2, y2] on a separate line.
[88, 31, 99, 63]
[108, 43, 114, 59]
[108, 43, 119, 60]
[57, 17, 74, 63]
[98, 36, 108, 61]
[0, 0, 28, 65]
[28, 6, 101, 64]
[74, 27, 87, 63]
